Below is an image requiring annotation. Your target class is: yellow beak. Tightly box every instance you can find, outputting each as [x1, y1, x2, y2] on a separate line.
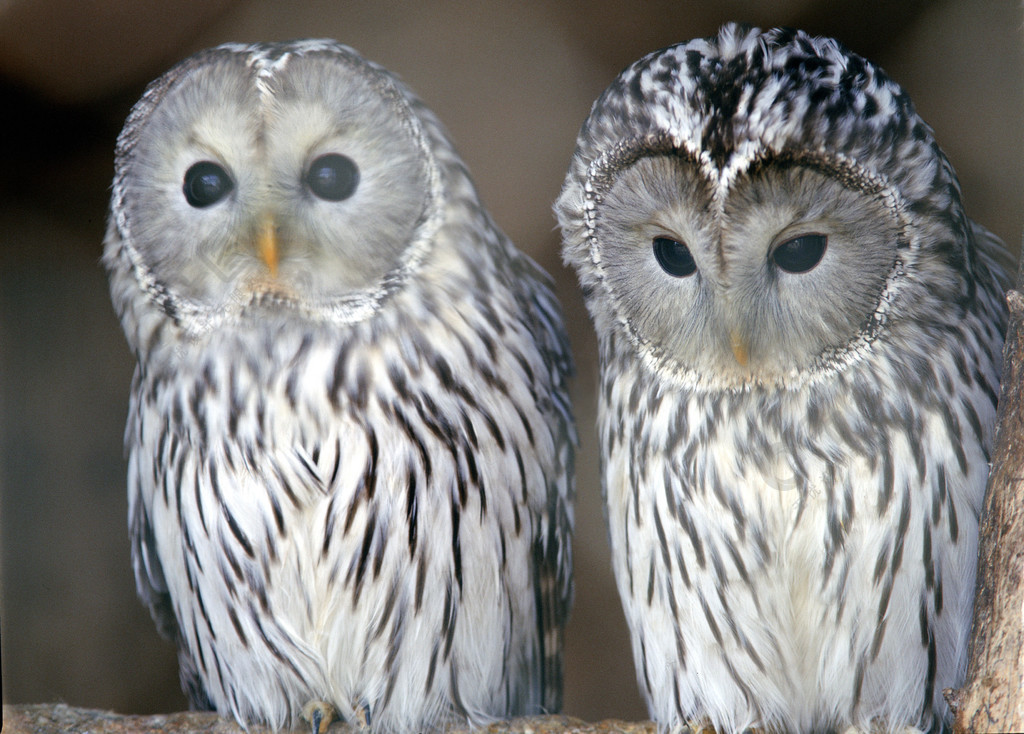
[730, 329, 749, 367]
[258, 213, 278, 278]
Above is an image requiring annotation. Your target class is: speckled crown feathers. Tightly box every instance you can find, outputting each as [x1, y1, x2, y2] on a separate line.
[557, 24, 973, 298]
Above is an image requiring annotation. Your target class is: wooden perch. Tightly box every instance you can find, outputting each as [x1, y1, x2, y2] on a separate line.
[1, 704, 655, 734]
[949, 275, 1024, 732]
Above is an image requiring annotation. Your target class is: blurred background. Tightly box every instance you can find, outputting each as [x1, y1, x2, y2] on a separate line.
[1, 0, 1021, 722]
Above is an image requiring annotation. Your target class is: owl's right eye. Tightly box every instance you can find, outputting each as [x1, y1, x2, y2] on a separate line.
[653, 236, 697, 278]
[305, 153, 360, 202]
[772, 233, 827, 273]
[183, 161, 234, 208]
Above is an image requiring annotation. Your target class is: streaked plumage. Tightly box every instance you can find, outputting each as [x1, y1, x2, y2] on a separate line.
[557, 24, 1010, 734]
[106, 40, 574, 733]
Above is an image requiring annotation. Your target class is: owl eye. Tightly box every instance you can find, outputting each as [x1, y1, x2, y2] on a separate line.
[772, 233, 827, 273]
[183, 161, 234, 208]
[653, 236, 697, 278]
[305, 153, 360, 201]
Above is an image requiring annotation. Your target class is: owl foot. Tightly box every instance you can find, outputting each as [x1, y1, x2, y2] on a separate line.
[670, 719, 717, 734]
[352, 699, 372, 729]
[300, 700, 337, 734]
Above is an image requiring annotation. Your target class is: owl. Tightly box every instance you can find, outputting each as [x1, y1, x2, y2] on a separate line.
[557, 24, 1010, 734]
[104, 40, 574, 734]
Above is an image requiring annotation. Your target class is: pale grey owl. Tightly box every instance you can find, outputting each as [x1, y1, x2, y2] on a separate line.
[104, 40, 574, 734]
[557, 24, 1010, 734]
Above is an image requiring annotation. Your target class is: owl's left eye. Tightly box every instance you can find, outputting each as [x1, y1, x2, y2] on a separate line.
[183, 161, 234, 208]
[653, 236, 697, 278]
[305, 153, 360, 201]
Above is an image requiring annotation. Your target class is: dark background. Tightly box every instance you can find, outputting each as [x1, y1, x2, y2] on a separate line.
[2, 0, 1021, 722]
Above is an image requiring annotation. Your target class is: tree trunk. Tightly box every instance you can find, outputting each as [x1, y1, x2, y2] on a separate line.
[949, 272, 1024, 732]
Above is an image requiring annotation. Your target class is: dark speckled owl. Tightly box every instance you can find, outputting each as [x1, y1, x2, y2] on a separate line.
[105, 40, 574, 734]
[557, 24, 1010, 734]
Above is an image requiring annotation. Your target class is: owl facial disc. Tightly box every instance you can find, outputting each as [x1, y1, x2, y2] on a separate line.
[111, 40, 446, 334]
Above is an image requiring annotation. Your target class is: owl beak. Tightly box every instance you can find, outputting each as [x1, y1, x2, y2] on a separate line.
[730, 329, 749, 367]
[258, 214, 279, 278]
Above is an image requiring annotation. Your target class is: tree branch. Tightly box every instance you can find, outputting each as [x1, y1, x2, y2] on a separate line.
[950, 276, 1024, 732]
[2, 704, 655, 734]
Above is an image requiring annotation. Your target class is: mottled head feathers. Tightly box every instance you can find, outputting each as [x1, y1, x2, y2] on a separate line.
[557, 24, 981, 387]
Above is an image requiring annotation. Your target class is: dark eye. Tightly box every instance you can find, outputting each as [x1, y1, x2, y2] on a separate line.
[772, 233, 827, 273]
[304, 153, 359, 201]
[653, 236, 697, 278]
[183, 161, 234, 208]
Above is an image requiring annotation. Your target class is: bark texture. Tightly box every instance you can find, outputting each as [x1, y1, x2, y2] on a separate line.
[1, 704, 655, 734]
[949, 281, 1024, 733]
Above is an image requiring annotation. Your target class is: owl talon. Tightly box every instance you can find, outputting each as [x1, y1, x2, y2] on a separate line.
[301, 700, 336, 734]
[352, 700, 371, 729]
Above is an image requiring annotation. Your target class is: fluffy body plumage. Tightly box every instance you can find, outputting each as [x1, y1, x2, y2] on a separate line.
[105, 40, 574, 733]
[557, 25, 1009, 734]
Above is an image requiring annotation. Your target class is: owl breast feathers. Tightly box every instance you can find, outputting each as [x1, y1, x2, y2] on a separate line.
[557, 24, 1010, 734]
[105, 40, 574, 733]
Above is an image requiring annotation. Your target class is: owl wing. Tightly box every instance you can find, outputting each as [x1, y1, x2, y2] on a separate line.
[128, 484, 173, 640]
[970, 219, 1017, 293]
[513, 252, 576, 713]
[128, 484, 213, 709]
[126, 379, 214, 710]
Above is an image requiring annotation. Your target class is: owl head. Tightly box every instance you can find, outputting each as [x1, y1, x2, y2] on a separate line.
[105, 40, 451, 340]
[557, 24, 979, 389]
